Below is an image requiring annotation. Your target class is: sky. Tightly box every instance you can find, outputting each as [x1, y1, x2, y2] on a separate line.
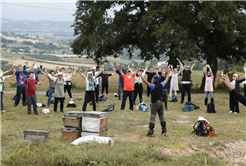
[1, 1, 78, 22]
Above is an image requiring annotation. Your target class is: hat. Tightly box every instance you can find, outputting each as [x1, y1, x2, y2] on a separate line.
[186, 66, 190, 68]
[58, 72, 63, 76]
[233, 74, 238, 77]
[92, 66, 96, 70]
[87, 71, 93, 75]
[127, 69, 131, 72]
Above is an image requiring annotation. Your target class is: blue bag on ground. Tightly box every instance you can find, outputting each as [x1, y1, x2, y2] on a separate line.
[169, 95, 178, 102]
[182, 105, 194, 111]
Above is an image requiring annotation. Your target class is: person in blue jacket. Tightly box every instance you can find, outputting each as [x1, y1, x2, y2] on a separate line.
[11, 61, 34, 106]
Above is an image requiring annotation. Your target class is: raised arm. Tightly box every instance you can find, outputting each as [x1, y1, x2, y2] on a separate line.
[176, 58, 184, 71]
[140, 71, 151, 87]
[154, 64, 159, 78]
[77, 68, 86, 80]
[72, 66, 77, 76]
[208, 65, 213, 77]
[95, 67, 103, 78]
[131, 62, 134, 71]
[203, 65, 208, 76]
[36, 76, 46, 85]
[164, 67, 170, 85]
[111, 63, 116, 72]
[119, 66, 124, 76]
[19, 75, 25, 85]
[11, 60, 16, 73]
[190, 60, 199, 72]
[134, 66, 140, 76]
[38, 67, 49, 78]
[36, 63, 42, 74]
[2, 68, 12, 75]
[142, 66, 148, 77]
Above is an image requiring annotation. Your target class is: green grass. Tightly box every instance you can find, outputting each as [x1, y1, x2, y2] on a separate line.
[1, 91, 245, 165]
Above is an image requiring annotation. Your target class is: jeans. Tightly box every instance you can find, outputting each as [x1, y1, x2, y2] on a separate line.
[26, 95, 38, 114]
[47, 88, 55, 107]
[121, 90, 134, 110]
[205, 91, 213, 98]
[15, 86, 26, 106]
[118, 81, 123, 100]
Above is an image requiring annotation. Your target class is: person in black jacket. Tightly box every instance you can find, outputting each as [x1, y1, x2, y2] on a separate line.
[99, 69, 115, 98]
[177, 58, 199, 104]
[222, 72, 246, 114]
[146, 68, 156, 97]
[222, 74, 246, 106]
[140, 67, 170, 137]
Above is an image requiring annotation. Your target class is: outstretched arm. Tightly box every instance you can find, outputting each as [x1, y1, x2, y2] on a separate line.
[203, 65, 208, 76]
[36, 76, 46, 85]
[190, 60, 199, 72]
[11, 60, 16, 73]
[208, 65, 213, 77]
[134, 66, 140, 76]
[164, 67, 170, 85]
[4, 71, 16, 79]
[95, 67, 103, 78]
[26, 60, 35, 72]
[131, 62, 134, 71]
[176, 58, 184, 71]
[118, 66, 124, 76]
[78, 68, 86, 80]
[3, 68, 12, 75]
[140, 72, 151, 87]
[111, 63, 116, 72]
[38, 68, 49, 78]
[154, 64, 159, 78]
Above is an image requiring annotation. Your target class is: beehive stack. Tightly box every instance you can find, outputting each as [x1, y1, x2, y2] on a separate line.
[81, 111, 108, 137]
[61, 111, 84, 140]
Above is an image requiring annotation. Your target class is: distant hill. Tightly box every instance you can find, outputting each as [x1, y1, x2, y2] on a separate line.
[1, 18, 74, 34]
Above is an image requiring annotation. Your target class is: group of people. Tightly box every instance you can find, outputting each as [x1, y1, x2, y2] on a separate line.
[1, 60, 245, 136]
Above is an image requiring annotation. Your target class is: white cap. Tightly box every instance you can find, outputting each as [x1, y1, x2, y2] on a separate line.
[233, 74, 238, 77]
[87, 71, 93, 75]
[186, 66, 190, 68]
[58, 72, 63, 76]
[92, 66, 96, 70]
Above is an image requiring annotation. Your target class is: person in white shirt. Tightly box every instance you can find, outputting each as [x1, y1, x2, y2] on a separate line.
[133, 65, 147, 105]
[0, 70, 16, 112]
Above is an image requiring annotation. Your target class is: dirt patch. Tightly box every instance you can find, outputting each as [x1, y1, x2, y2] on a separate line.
[210, 140, 246, 165]
[172, 115, 191, 123]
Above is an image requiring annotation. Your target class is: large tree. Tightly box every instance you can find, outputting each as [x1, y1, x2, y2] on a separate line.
[71, 1, 246, 87]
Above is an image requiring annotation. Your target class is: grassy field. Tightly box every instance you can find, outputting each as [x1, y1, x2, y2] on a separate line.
[1, 69, 246, 165]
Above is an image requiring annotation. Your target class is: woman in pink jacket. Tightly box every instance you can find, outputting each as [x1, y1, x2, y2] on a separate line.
[204, 64, 214, 106]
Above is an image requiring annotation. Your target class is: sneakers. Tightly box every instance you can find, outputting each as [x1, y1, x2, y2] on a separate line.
[35, 113, 40, 115]
[146, 129, 154, 137]
[54, 111, 57, 113]
[70, 98, 73, 100]
[60, 111, 64, 113]
[234, 112, 238, 114]
[229, 111, 233, 113]
[165, 107, 169, 111]
[27, 113, 31, 115]
[2, 110, 6, 112]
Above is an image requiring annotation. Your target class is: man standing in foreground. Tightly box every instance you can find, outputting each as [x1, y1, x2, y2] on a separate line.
[140, 67, 170, 136]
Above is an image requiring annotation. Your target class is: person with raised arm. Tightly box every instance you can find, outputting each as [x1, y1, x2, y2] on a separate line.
[176, 58, 198, 104]
[39, 68, 56, 107]
[11, 60, 34, 107]
[0, 70, 16, 112]
[119, 65, 139, 111]
[221, 70, 246, 114]
[145, 67, 156, 97]
[140, 66, 170, 136]
[133, 65, 148, 105]
[221, 74, 246, 106]
[78, 67, 102, 111]
[40, 66, 77, 113]
[203, 64, 214, 106]
[19, 71, 46, 115]
[99, 68, 115, 98]
[155, 64, 169, 110]
[169, 65, 182, 97]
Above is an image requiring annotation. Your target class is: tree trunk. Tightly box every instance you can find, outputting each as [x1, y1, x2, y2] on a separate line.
[167, 44, 178, 68]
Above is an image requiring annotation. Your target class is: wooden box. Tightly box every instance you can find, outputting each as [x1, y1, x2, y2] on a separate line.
[81, 128, 108, 137]
[61, 127, 81, 141]
[82, 111, 108, 133]
[63, 111, 84, 129]
[23, 130, 49, 144]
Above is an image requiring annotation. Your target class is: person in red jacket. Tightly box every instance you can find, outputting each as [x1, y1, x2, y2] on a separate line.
[19, 71, 45, 115]
[119, 66, 139, 110]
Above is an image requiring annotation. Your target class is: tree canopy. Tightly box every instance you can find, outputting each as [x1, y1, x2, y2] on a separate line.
[71, 1, 246, 82]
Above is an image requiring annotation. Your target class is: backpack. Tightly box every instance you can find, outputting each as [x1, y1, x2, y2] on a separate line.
[98, 95, 108, 101]
[182, 105, 194, 112]
[207, 103, 216, 113]
[102, 103, 115, 112]
[185, 102, 200, 109]
[50, 99, 55, 104]
[136, 102, 149, 112]
[169, 95, 178, 102]
[193, 121, 208, 136]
